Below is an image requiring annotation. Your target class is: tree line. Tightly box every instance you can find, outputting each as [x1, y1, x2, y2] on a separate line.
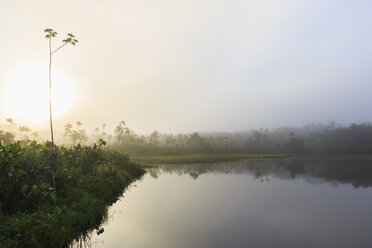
[2, 119, 372, 155]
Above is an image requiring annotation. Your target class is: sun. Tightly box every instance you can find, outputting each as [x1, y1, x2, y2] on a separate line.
[2, 63, 75, 125]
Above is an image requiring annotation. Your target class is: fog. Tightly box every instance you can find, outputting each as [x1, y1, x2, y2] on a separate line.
[1, 0, 372, 133]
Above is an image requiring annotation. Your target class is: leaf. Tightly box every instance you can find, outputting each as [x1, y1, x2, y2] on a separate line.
[56, 206, 61, 216]
[32, 185, 38, 193]
[49, 192, 56, 204]
[21, 184, 29, 195]
[16, 169, 27, 178]
[17, 151, 24, 156]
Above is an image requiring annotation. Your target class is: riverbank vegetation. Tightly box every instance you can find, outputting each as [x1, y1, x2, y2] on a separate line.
[0, 140, 145, 248]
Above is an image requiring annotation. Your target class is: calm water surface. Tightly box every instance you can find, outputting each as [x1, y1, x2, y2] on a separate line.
[87, 159, 372, 248]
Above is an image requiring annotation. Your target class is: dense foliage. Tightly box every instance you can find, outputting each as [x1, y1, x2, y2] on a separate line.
[0, 141, 145, 248]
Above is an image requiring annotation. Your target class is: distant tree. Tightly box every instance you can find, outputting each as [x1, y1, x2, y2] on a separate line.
[64, 123, 74, 144]
[31, 131, 39, 140]
[93, 127, 100, 141]
[150, 131, 160, 144]
[187, 132, 207, 152]
[76, 121, 82, 128]
[44, 28, 78, 193]
[64, 122, 88, 145]
[114, 121, 126, 145]
[19, 126, 31, 132]
[0, 130, 15, 144]
[5, 118, 14, 124]
[5, 118, 17, 134]
[287, 132, 305, 154]
[100, 123, 107, 141]
[164, 134, 176, 146]
[91, 124, 109, 143]
[19, 125, 31, 141]
[113, 121, 138, 145]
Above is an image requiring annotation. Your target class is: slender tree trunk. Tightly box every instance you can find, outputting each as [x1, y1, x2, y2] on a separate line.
[49, 37, 56, 194]
[49, 38, 54, 149]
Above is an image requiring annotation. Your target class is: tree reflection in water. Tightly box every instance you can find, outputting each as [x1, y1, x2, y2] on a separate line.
[148, 159, 372, 188]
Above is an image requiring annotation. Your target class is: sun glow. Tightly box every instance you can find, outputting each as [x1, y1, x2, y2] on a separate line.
[2, 63, 75, 125]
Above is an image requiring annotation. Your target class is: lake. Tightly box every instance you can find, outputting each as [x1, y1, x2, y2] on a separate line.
[84, 158, 372, 248]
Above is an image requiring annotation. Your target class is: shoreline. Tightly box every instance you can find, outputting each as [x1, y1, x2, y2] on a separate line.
[131, 153, 372, 165]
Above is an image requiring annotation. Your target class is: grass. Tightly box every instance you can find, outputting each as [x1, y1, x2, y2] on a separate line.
[131, 153, 288, 164]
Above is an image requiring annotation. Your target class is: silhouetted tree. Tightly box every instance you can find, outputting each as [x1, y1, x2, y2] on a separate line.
[0, 130, 15, 144]
[44, 28, 78, 193]
[19, 125, 31, 141]
[5, 118, 14, 124]
[64, 122, 88, 145]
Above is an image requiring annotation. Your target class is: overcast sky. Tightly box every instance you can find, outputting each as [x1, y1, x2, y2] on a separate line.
[1, 0, 372, 133]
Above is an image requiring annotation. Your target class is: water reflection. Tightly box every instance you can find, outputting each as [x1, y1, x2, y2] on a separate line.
[149, 158, 372, 188]
[80, 159, 372, 248]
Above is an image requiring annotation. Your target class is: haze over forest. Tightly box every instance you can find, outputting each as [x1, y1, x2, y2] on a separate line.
[1, 0, 372, 134]
[3, 2, 372, 247]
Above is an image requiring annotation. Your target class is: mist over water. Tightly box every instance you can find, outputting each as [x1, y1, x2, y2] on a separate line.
[86, 159, 372, 248]
[2, 1, 372, 247]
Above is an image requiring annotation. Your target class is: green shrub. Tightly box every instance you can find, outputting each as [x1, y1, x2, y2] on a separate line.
[0, 141, 145, 248]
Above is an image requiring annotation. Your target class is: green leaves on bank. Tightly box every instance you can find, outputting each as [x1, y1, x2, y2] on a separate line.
[0, 141, 145, 248]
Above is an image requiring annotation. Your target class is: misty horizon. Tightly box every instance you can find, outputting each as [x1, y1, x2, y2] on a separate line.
[1, 0, 372, 133]
[2, 1, 372, 247]
[2, 118, 372, 137]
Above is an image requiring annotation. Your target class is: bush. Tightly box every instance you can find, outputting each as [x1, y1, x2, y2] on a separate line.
[0, 141, 145, 248]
